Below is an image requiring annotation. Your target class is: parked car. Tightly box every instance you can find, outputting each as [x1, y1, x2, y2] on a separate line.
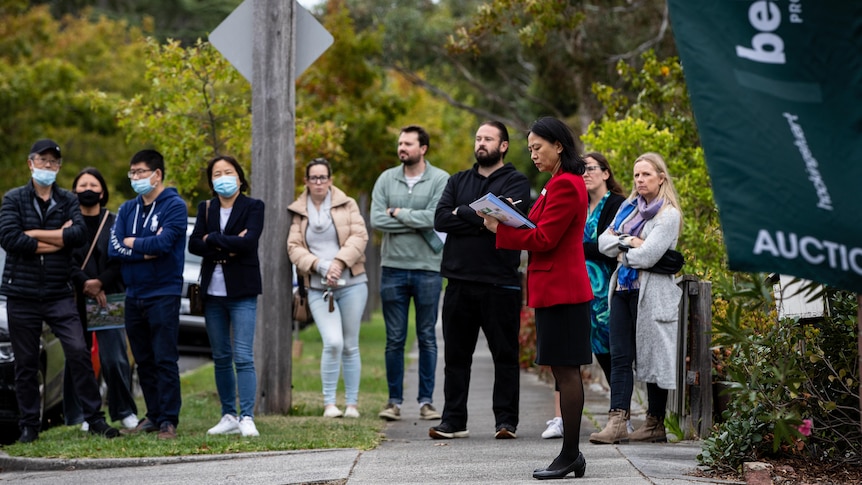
[179, 218, 208, 353]
[0, 247, 66, 426]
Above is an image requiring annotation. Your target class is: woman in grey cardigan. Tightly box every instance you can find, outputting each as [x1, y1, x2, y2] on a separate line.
[590, 152, 683, 444]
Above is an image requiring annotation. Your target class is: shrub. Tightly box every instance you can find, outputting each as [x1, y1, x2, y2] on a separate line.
[700, 274, 860, 472]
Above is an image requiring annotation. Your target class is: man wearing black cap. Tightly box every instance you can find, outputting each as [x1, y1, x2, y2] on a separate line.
[0, 139, 120, 443]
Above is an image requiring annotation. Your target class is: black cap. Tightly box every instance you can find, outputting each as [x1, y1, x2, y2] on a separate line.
[29, 139, 61, 158]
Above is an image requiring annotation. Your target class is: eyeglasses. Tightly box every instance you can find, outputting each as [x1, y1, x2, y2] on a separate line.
[584, 165, 604, 173]
[128, 169, 154, 179]
[306, 175, 329, 184]
[32, 157, 62, 169]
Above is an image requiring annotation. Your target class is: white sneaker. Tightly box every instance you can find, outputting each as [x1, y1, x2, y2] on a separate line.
[238, 416, 260, 437]
[80, 421, 89, 432]
[207, 414, 240, 435]
[344, 406, 360, 419]
[541, 417, 563, 439]
[121, 414, 140, 430]
[323, 406, 343, 418]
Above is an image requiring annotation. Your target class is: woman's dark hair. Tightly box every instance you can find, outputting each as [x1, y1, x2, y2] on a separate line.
[583, 151, 625, 196]
[305, 157, 332, 178]
[206, 155, 248, 195]
[72, 167, 109, 207]
[528, 117, 585, 175]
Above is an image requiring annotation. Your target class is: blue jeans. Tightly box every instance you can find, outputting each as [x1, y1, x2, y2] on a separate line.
[204, 295, 258, 418]
[308, 283, 367, 406]
[125, 295, 182, 427]
[380, 267, 442, 405]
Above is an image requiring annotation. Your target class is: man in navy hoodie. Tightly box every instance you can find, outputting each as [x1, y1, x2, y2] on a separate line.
[430, 121, 530, 440]
[109, 149, 187, 440]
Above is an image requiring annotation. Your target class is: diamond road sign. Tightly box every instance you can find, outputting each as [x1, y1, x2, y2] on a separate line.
[209, 0, 333, 82]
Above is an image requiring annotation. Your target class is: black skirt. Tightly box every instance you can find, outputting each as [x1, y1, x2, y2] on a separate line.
[534, 302, 592, 366]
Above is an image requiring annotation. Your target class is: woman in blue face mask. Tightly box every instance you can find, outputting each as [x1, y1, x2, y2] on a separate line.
[188, 155, 265, 437]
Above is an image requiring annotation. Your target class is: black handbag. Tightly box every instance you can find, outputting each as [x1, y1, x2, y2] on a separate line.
[188, 282, 204, 316]
[648, 249, 685, 274]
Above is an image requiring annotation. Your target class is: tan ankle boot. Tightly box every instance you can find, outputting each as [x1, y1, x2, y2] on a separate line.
[589, 409, 629, 444]
[628, 414, 667, 443]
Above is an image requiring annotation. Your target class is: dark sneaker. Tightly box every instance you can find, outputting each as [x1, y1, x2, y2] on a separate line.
[18, 426, 40, 443]
[121, 417, 159, 435]
[88, 419, 120, 438]
[419, 403, 441, 420]
[495, 423, 517, 439]
[158, 422, 177, 440]
[378, 403, 401, 421]
[429, 422, 469, 439]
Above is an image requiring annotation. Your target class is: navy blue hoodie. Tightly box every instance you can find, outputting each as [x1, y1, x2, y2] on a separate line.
[109, 187, 187, 298]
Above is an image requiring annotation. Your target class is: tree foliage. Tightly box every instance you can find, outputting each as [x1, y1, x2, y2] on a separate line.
[340, 0, 675, 133]
[113, 38, 251, 206]
[0, 2, 148, 202]
[31, 0, 241, 44]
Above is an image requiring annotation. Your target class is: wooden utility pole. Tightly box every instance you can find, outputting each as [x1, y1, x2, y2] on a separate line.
[251, 0, 296, 414]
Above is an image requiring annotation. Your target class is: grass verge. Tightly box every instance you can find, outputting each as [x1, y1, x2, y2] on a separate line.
[2, 309, 414, 458]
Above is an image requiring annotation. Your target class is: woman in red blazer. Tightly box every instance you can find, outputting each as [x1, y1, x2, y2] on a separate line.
[479, 117, 593, 480]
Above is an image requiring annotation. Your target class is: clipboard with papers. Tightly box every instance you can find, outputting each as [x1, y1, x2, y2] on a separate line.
[469, 192, 536, 229]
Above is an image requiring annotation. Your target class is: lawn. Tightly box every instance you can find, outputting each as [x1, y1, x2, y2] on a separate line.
[2, 309, 414, 458]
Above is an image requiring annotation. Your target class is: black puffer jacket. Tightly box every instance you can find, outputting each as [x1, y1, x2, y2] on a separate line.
[0, 181, 87, 300]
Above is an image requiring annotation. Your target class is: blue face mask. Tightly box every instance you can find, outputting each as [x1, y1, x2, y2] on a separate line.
[32, 168, 57, 187]
[213, 175, 239, 197]
[131, 174, 154, 195]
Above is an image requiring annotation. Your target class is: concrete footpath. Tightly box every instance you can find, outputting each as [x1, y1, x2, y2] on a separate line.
[0, 321, 740, 484]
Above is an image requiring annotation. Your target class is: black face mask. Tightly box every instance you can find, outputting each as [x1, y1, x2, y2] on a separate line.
[77, 190, 102, 208]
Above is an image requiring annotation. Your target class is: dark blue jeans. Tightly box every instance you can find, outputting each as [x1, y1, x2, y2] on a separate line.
[440, 280, 520, 429]
[7, 297, 105, 429]
[125, 295, 182, 427]
[609, 289, 639, 411]
[380, 267, 442, 405]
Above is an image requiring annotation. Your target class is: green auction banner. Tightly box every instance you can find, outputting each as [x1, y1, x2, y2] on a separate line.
[667, 1, 862, 293]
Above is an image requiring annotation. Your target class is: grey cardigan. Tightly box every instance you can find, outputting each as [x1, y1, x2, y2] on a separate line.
[598, 204, 682, 390]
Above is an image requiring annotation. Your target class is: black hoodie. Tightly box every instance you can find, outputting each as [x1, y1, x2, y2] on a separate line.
[434, 163, 531, 286]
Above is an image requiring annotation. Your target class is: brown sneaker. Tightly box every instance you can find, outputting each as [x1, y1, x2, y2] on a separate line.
[121, 417, 158, 435]
[157, 422, 177, 440]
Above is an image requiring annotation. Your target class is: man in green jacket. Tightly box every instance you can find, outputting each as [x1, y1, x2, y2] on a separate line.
[370, 125, 449, 422]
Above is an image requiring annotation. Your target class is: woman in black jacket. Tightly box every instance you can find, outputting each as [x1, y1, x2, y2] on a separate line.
[189, 155, 264, 437]
[541, 152, 626, 440]
[67, 167, 139, 430]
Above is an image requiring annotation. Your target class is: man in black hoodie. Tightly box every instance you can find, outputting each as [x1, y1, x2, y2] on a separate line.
[429, 121, 531, 440]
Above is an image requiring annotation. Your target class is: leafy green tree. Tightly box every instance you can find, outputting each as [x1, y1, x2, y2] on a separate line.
[0, 2, 148, 201]
[113, 38, 251, 206]
[31, 0, 241, 44]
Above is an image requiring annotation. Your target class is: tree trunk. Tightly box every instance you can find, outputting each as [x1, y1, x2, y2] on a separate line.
[252, 0, 296, 415]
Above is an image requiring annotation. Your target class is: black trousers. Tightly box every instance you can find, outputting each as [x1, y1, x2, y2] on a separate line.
[440, 279, 521, 429]
[7, 296, 104, 429]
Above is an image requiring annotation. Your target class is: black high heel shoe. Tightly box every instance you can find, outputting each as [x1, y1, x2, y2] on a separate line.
[532, 452, 586, 480]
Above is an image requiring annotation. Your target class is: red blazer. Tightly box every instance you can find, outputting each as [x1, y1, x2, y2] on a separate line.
[496, 171, 593, 309]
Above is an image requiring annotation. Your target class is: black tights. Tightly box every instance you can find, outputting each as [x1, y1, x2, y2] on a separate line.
[549, 365, 584, 470]
[647, 382, 668, 418]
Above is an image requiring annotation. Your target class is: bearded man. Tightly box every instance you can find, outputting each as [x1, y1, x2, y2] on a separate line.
[429, 121, 531, 440]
